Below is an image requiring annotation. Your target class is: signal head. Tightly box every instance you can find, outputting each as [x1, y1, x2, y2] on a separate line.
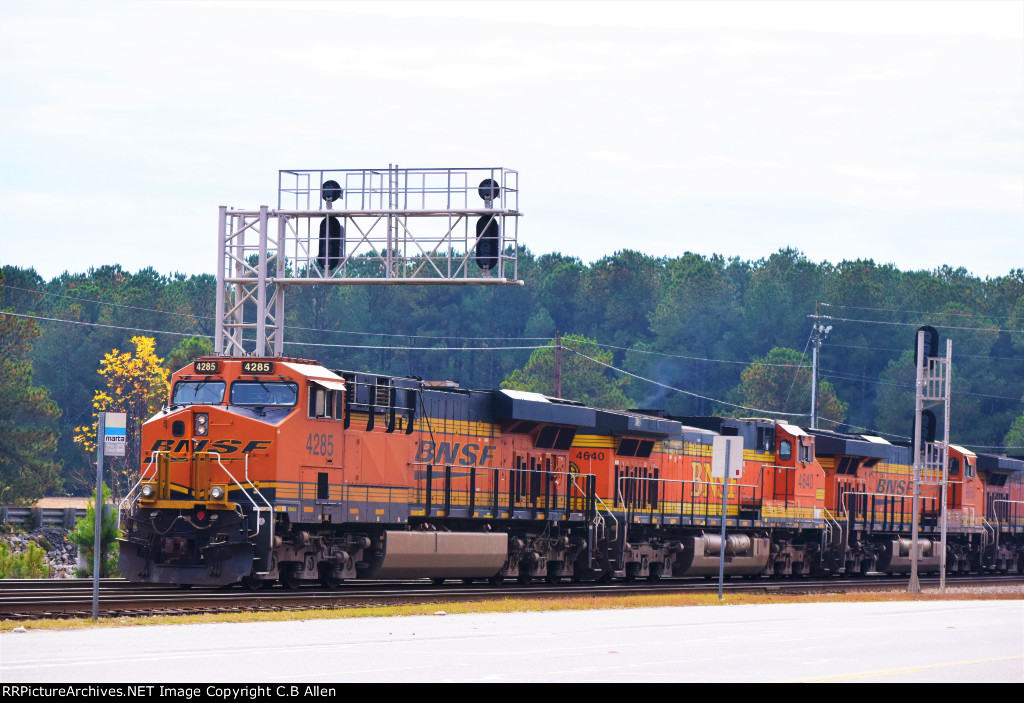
[478, 178, 500, 202]
[322, 180, 343, 203]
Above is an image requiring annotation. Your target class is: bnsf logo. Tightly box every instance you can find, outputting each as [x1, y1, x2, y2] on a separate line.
[876, 478, 911, 496]
[415, 440, 495, 466]
[149, 439, 272, 455]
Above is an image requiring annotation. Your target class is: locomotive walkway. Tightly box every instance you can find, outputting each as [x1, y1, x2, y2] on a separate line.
[3, 599, 1022, 682]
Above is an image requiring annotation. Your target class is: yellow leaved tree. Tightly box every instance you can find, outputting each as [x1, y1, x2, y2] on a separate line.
[74, 336, 170, 501]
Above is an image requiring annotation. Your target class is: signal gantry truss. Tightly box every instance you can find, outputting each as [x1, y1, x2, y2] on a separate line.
[215, 166, 522, 357]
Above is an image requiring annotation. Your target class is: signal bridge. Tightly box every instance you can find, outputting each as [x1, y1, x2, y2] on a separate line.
[215, 166, 522, 357]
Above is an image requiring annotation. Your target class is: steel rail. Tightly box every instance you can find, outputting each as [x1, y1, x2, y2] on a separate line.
[2, 575, 1021, 621]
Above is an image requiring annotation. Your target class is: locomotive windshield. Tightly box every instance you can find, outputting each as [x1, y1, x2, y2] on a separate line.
[230, 381, 299, 407]
[171, 381, 226, 405]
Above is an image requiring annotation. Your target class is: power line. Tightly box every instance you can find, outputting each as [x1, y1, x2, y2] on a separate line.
[0, 283, 549, 342]
[821, 368, 1023, 403]
[0, 309, 548, 354]
[565, 347, 809, 418]
[283, 340, 546, 352]
[822, 302, 1021, 323]
[817, 417, 907, 440]
[8, 282, 1020, 366]
[0, 310, 211, 340]
[589, 341, 813, 369]
[0, 283, 212, 321]
[826, 341, 1022, 362]
[819, 314, 1024, 335]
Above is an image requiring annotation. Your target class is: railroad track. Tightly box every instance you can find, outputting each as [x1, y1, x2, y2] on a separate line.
[2, 574, 1021, 621]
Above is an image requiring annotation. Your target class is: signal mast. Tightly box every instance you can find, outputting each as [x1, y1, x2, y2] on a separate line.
[908, 325, 952, 593]
[214, 166, 523, 357]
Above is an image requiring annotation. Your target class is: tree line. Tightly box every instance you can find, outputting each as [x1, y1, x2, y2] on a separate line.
[2, 247, 1023, 502]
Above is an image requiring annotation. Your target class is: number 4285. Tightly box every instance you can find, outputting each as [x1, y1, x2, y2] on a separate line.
[306, 433, 334, 457]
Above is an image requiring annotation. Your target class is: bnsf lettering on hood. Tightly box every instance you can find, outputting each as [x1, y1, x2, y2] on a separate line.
[149, 439, 272, 454]
[415, 440, 495, 466]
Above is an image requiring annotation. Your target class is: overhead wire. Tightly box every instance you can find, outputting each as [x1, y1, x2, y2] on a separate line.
[5, 307, 1021, 451]
[587, 340, 812, 369]
[0, 310, 212, 340]
[826, 341, 1023, 362]
[564, 347, 809, 418]
[821, 302, 1022, 323]
[0, 283, 549, 342]
[820, 368, 1023, 403]
[818, 314, 1024, 335]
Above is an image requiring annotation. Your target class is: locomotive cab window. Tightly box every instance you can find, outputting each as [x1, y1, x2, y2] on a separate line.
[779, 440, 793, 462]
[230, 381, 298, 407]
[172, 381, 225, 405]
[798, 442, 811, 464]
[964, 458, 975, 479]
[309, 387, 335, 419]
[949, 457, 960, 476]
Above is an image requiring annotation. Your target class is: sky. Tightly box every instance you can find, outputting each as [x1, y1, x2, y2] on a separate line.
[1, 0, 1021, 281]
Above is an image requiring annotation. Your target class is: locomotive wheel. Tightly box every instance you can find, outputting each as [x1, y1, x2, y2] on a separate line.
[647, 563, 664, 583]
[242, 574, 264, 591]
[597, 571, 613, 584]
[624, 563, 639, 583]
[320, 571, 342, 589]
[489, 574, 505, 586]
[517, 572, 532, 585]
[279, 564, 302, 590]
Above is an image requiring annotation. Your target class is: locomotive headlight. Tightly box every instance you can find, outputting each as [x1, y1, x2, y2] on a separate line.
[210, 486, 225, 501]
[194, 413, 209, 436]
[141, 484, 155, 499]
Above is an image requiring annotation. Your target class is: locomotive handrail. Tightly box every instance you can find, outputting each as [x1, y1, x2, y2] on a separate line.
[839, 490, 950, 533]
[615, 473, 765, 515]
[584, 477, 617, 531]
[202, 452, 274, 550]
[822, 507, 842, 552]
[241, 453, 276, 559]
[615, 472, 768, 568]
[979, 515, 996, 549]
[119, 451, 165, 529]
[991, 498, 1024, 521]
[412, 461, 601, 520]
[989, 499, 1024, 547]
[841, 490, 920, 514]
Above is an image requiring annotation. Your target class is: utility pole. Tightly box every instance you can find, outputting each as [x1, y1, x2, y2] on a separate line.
[810, 305, 832, 430]
[553, 331, 562, 398]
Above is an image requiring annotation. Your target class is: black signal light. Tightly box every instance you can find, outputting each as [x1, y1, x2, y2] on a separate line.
[920, 409, 937, 444]
[322, 180, 343, 203]
[475, 215, 499, 271]
[318, 216, 345, 272]
[914, 326, 940, 367]
[478, 178, 500, 202]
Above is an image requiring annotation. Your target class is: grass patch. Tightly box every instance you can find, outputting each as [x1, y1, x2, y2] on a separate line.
[3, 587, 1021, 633]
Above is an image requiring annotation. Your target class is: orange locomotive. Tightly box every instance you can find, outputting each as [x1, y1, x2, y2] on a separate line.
[118, 356, 1024, 587]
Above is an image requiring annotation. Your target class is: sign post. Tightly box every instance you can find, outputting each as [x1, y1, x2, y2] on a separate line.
[93, 412, 126, 620]
[712, 436, 743, 600]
